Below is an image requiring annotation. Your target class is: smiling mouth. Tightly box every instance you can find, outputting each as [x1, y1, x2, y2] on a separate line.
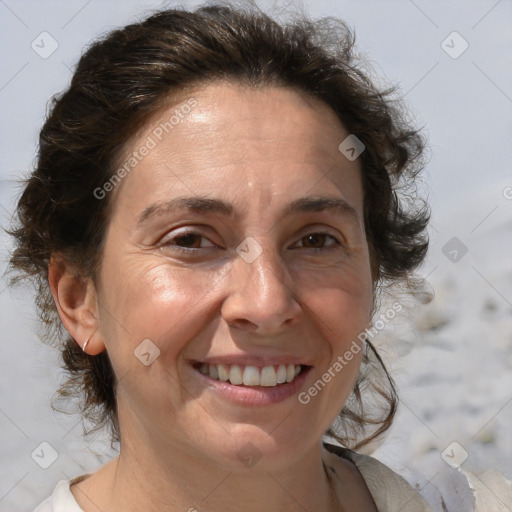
[193, 363, 309, 387]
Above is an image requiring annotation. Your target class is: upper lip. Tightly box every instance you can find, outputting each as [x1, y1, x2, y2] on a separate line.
[192, 355, 313, 367]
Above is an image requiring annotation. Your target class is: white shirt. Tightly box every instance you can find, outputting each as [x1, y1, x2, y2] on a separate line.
[34, 478, 86, 512]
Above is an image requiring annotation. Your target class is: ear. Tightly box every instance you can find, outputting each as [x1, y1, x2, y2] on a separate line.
[48, 254, 105, 355]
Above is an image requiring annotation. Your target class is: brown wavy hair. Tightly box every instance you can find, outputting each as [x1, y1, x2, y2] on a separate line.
[8, 1, 430, 451]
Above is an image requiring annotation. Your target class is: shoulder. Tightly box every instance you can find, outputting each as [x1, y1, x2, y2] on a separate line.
[324, 442, 512, 512]
[462, 468, 512, 511]
[33, 475, 89, 512]
[323, 442, 435, 512]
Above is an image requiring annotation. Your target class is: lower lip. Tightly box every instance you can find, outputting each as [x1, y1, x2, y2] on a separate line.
[193, 366, 312, 405]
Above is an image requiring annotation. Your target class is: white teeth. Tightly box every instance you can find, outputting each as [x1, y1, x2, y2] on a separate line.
[243, 366, 260, 386]
[198, 363, 304, 387]
[229, 365, 243, 385]
[217, 364, 229, 381]
[286, 364, 295, 383]
[260, 366, 277, 387]
[209, 364, 219, 380]
[276, 364, 287, 384]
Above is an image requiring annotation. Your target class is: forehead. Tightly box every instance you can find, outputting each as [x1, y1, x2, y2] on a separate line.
[110, 82, 364, 223]
[173, 82, 349, 161]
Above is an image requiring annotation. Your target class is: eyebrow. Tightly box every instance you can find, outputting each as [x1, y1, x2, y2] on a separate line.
[137, 195, 360, 226]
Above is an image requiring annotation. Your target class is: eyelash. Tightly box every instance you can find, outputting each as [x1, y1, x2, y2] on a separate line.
[160, 230, 342, 253]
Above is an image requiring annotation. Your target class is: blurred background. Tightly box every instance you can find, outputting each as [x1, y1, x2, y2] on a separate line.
[1, 0, 511, 510]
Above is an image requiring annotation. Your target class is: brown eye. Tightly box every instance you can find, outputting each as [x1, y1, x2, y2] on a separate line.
[298, 233, 339, 249]
[174, 233, 203, 248]
[160, 230, 218, 252]
[302, 233, 326, 248]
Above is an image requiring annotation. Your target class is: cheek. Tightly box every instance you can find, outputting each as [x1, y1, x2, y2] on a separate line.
[310, 286, 372, 362]
[295, 260, 373, 400]
[96, 254, 224, 366]
[297, 261, 373, 335]
[97, 256, 199, 348]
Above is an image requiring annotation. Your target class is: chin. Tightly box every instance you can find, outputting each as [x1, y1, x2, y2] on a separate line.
[197, 423, 317, 473]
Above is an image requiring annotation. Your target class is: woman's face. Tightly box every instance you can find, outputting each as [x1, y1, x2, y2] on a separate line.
[94, 82, 374, 470]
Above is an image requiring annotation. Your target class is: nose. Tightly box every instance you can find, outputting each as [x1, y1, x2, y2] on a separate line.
[221, 242, 302, 335]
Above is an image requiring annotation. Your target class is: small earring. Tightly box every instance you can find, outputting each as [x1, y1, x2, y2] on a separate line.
[82, 336, 91, 352]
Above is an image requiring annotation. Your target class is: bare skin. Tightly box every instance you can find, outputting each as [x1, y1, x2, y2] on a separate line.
[50, 82, 378, 511]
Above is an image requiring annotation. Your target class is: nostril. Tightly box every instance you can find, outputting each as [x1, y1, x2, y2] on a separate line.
[228, 318, 258, 330]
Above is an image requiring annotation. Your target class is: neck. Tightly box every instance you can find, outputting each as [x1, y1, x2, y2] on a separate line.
[88, 437, 338, 512]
